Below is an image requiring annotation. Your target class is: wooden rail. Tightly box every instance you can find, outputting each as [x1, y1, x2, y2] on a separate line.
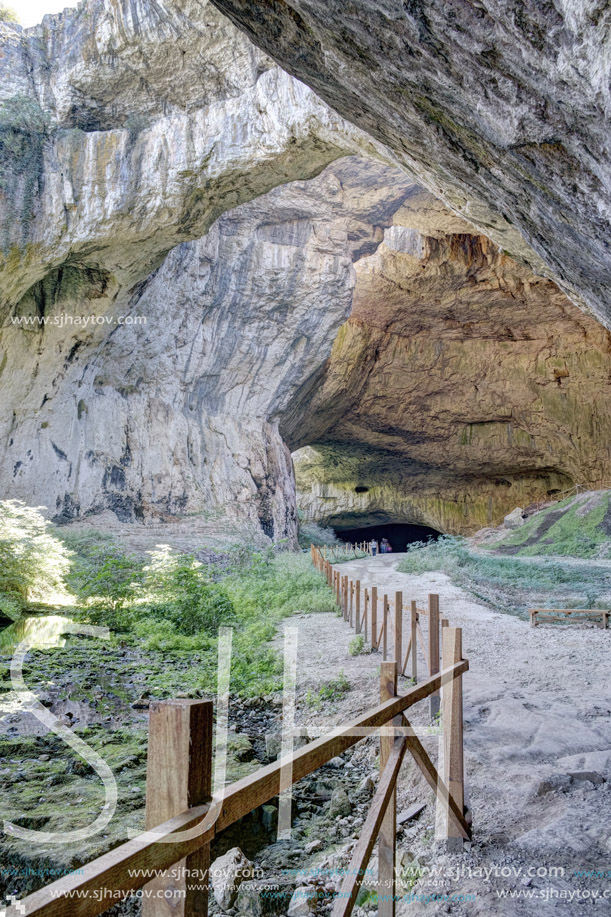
[312, 546, 452, 691]
[9, 551, 470, 917]
[529, 607, 609, 628]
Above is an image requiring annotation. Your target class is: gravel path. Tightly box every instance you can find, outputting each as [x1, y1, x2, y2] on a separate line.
[275, 555, 611, 916]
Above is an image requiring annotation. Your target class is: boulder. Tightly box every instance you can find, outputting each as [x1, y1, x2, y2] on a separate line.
[503, 507, 525, 529]
[287, 886, 318, 917]
[210, 847, 254, 910]
[329, 788, 352, 819]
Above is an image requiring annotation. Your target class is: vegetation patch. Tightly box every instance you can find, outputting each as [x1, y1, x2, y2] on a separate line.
[483, 492, 611, 558]
[397, 535, 611, 615]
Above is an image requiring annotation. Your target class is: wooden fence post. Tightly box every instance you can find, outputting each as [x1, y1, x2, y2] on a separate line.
[394, 592, 402, 667]
[143, 699, 213, 917]
[383, 595, 389, 660]
[363, 588, 369, 642]
[343, 575, 348, 620]
[410, 601, 418, 682]
[371, 587, 378, 650]
[428, 594, 440, 721]
[350, 581, 355, 627]
[442, 627, 465, 852]
[379, 662, 397, 917]
[355, 580, 361, 634]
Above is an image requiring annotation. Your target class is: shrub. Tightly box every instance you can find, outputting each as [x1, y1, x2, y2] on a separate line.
[349, 634, 369, 656]
[305, 671, 351, 709]
[63, 530, 144, 630]
[297, 519, 340, 549]
[142, 547, 235, 636]
[0, 500, 71, 612]
[0, 6, 18, 22]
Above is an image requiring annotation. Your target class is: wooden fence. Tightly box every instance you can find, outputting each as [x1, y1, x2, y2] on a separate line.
[7, 551, 470, 917]
[312, 546, 450, 706]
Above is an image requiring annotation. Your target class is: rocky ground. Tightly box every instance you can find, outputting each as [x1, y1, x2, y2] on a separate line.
[2, 553, 611, 915]
[212, 554, 611, 917]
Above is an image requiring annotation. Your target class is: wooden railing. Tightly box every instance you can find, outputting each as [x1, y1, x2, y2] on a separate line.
[319, 542, 371, 562]
[8, 551, 470, 917]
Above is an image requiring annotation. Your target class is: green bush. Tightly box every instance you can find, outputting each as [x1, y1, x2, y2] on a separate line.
[0, 500, 72, 613]
[349, 634, 369, 656]
[0, 6, 18, 23]
[305, 671, 350, 709]
[63, 530, 144, 631]
[143, 548, 235, 636]
[297, 518, 339, 549]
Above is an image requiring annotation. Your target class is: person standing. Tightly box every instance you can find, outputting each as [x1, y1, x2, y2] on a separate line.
[371, 539, 378, 556]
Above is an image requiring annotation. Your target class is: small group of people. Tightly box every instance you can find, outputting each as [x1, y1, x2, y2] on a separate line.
[370, 537, 392, 556]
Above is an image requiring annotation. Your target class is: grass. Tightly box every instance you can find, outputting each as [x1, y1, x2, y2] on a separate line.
[304, 671, 351, 710]
[348, 634, 369, 656]
[0, 529, 338, 897]
[483, 492, 611, 558]
[397, 536, 611, 615]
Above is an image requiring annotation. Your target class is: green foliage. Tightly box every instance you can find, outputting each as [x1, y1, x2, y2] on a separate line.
[0, 5, 18, 22]
[62, 530, 143, 631]
[297, 519, 339, 549]
[0, 500, 71, 613]
[397, 536, 611, 615]
[356, 888, 378, 908]
[142, 547, 235, 636]
[485, 493, 611, 558]
[305, 670, 350, 709]
[348, 634, 369, 656]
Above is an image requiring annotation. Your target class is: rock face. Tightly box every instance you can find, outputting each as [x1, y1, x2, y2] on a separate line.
[291, 195, 611, 534]
[211, 0, 611, 325]
[0, 0, 383, 310]
[2, 0, 611, 542]
[1, 157, 412, 539]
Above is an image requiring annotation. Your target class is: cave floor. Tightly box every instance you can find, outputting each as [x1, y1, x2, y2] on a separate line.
[282, 554, 611, 916]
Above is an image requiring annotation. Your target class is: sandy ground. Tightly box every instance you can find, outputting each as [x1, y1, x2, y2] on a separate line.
[275, 554, 611, 916]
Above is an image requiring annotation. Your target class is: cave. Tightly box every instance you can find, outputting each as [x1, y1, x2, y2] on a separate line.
[335, 521, 440, 553]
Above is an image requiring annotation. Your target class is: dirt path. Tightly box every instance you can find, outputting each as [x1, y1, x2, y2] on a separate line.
[275, 555, 611, 916]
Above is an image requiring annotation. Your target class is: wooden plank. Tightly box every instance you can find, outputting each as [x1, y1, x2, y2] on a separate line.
[332, 736, 407, 917]
[397, 802, 426, 825]
[410, 601, 418, 682]
[529, 608, 609, 614]
[16, 662, 468, 917]
[143, 700, 213, 917]
[215, 661, 468, 831]
[356, 580, 361, 634]
[12, 807, 216, 917]
[401, 635, 412, 677]
[371, 587, 378, 649]
[442, 627, 465, 850]
[401, 715, 470, 840]
[378, 662, 397, 917]
[428, 595, 440, 721]
[383, 595, 389, 660]
[394, 592, 403, 667]
[363, 588, 369, 642]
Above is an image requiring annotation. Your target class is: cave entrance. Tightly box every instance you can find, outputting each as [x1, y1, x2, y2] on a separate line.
[335, 522, 440, 554]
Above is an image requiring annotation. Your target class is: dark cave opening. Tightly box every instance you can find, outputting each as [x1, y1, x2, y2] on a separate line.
[335, 522, 441, 553]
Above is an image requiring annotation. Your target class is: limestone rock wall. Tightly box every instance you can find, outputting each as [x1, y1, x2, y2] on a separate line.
[1, 159, 412, 540]
[0, 0, 385, 309]
[211, 0, 611, 325]
[291, 206, 611, 534]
